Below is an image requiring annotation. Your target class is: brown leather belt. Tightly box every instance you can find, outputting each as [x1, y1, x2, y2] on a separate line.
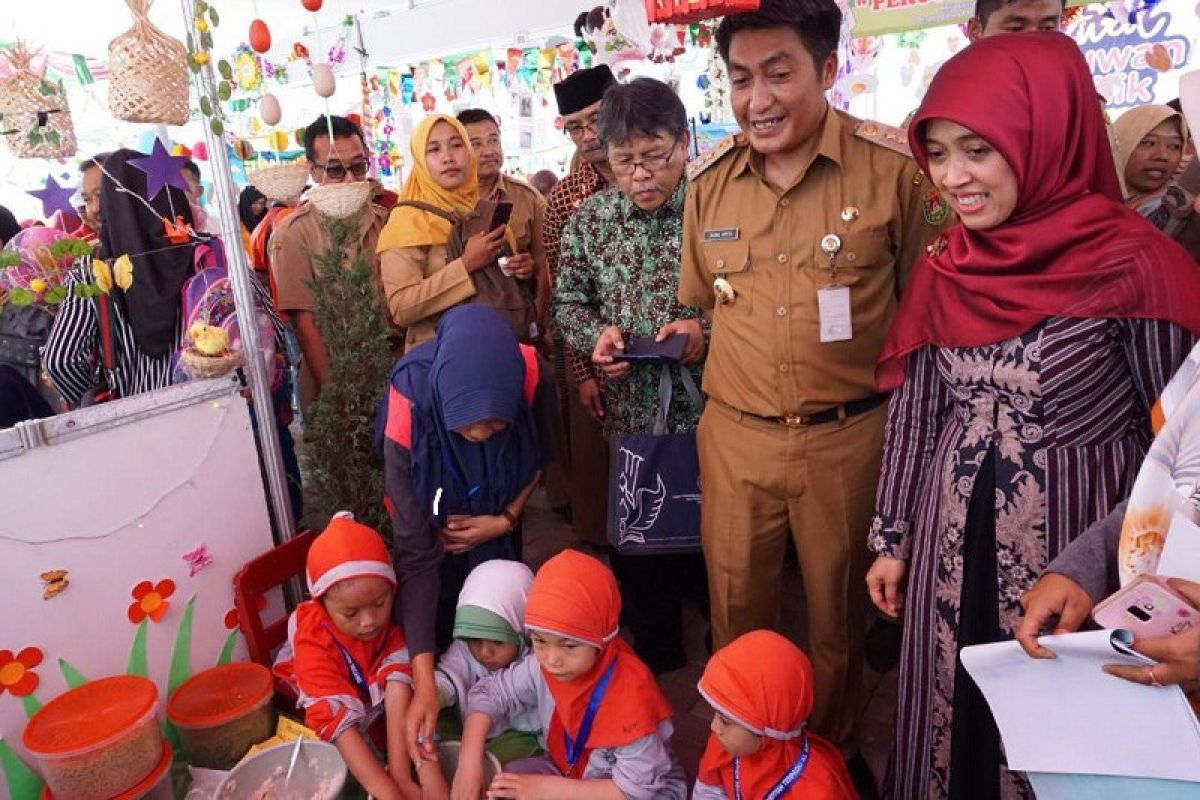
[723, 393, 889, 428]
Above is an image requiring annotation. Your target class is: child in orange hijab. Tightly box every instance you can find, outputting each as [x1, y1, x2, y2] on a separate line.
[694, 630, 858, 799]
[273, 513, 423, 800]
[451, 549, 687, 799]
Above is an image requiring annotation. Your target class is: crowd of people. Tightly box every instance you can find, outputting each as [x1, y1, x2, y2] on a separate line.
[3, 0, 1200, 797]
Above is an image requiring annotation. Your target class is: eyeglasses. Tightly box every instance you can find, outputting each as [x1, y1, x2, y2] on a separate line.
[610, 140, 681, 176]
[314, 160, 369, 181]
[564, 114, 601, 140]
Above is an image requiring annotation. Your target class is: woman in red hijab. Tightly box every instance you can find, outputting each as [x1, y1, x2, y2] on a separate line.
[865, 31, 1200, 800]
[694, 630, 857, 799]
[452, 549, 686, 799]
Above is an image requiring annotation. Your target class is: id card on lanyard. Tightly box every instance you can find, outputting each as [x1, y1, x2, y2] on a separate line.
[561, 659, 618, 776]
[733, 732, 811, 800]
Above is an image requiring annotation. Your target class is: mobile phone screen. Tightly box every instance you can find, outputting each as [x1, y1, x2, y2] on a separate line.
[491, 202, 514, 230]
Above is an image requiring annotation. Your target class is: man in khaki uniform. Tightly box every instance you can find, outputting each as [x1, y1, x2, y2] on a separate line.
[678, 1, 948, 792]
[271, 115, 394, 413]
[458, 108, 550, 333]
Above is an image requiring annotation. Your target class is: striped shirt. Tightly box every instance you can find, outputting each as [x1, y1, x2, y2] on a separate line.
[42, 255, 284, 408]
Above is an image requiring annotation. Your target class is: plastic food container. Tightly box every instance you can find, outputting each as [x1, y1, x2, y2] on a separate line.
[216, 739, 347, 800]
[23, 675, 163, 800]
[168, 662, 275, 769]
[41, 740, 174, 800]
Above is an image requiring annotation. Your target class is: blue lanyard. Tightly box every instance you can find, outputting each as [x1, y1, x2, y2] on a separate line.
[733, 732, 810, 800]
[321, 623, 385, 703]
[562, 659, 618, 771]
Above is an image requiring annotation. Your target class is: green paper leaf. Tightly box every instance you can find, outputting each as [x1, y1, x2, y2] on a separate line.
[127, 618, 149, 677]
[195, 0, 208, 13]
[44, 285, 67, 304]
[217, 81, 232, 102]
[20, 695, 42, 718]
[200, 30, 213, 52]
[0, 738, 44, 800]
[186, 32, 195, 53]
[45, 130, 60, 146]
[199, 95, 212, 116]
[210, 117, 224, 136]
[217, 629, 240, 665]
[208, 6, 220, 26]
[7, 288, 33, 307]
[218, 59, 232, 80]
[189, 59, 202, 75]
[168, 595, 197, 696]
[58, 657, 88, 688]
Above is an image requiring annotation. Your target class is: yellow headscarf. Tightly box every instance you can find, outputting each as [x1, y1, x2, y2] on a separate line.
[1113, 104, 1189, 186]
[377, 114, 480, 251]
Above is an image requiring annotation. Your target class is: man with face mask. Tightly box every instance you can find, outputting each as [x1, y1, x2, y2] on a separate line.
[271, 115, 397, 412]
[555, 77, 710, 674]
[544, 64, 617, 548]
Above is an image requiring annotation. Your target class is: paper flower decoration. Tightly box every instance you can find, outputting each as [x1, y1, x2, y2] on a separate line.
[129, 139, 190, 200]
[234, 47, 263, 92]
[27, 176, 77, 219]
[91, 259, 114, 293]
[127, 578, 175, 624]
[0, 647, 43, 697]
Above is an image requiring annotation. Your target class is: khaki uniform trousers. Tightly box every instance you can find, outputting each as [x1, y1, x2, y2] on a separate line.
[698, 398, 886, 753]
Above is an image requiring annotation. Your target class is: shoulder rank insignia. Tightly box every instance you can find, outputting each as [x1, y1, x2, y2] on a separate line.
[855, 120, 912, 158]
[687, 134, 739, 181]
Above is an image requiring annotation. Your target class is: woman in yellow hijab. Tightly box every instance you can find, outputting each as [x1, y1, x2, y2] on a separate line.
[377, 114, 510, 348]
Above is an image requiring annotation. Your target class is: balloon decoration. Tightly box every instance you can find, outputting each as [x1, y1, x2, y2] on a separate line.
[259, 92, 281, 125]
[249, 19, 271, 54]
[311, 63, 336, 97]
[301, 0, 323, 10]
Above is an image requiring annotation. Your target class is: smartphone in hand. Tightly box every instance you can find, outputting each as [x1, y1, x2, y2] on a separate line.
[490, 201, 514, 230]
[1092, 574, 1199, 637]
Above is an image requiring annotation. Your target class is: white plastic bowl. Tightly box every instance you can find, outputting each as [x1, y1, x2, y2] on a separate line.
[214, 739, 347, 800]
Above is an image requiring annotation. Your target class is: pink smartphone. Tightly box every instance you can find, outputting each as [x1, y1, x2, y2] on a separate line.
[1092, 574, 1199, 637]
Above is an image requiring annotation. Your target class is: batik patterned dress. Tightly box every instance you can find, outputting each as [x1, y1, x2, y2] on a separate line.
[554, 181, 705, 438]
[870, 315, 1193, 799]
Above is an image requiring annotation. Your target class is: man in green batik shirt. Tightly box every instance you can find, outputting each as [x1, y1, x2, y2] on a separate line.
[553, 77, 709, 674]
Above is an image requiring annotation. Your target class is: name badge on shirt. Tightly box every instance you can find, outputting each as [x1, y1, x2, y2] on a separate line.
[704, 228, 739, 242]
[818, 286, 853, 343]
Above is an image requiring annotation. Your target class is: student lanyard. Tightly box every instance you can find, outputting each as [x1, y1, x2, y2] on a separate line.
[733, 732, 810, 800]
[322, 623, 386, 703]
[562, 659, 618, 771]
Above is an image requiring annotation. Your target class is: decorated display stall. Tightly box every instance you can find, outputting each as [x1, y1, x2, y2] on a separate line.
[0, 1, 294, 797]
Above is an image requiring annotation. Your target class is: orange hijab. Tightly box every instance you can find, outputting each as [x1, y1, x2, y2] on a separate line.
[524, 550, 673, 775]
[697, 631, 857, 799]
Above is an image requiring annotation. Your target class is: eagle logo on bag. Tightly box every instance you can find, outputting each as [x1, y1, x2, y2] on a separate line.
[616, 447, 667, 545]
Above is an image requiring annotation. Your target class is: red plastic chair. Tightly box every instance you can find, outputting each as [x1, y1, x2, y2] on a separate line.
[233, 530, 317, 669]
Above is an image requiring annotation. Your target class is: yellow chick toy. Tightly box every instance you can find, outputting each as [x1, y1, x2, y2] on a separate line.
[188, 322, 230, 357]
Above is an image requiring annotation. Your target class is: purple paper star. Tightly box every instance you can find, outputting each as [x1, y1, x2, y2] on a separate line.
[129, 137, 191, 200]
[28, 175, 78, 219]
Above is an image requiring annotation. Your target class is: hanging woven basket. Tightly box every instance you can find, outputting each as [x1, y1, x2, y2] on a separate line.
[108, 0, 190, 125]
[0, 42, 77, 159]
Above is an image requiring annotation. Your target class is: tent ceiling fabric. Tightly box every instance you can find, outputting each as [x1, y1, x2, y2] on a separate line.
[2, 0, 576, 69]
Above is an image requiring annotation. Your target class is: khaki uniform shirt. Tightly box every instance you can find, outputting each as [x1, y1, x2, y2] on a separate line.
[488, 173, 550, 323]
[381, 173, 546, 349]
[270, 199, 390, 314]
[679, 108, 950, 418]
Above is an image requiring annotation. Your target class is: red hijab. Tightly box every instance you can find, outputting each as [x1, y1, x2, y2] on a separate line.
[524, 550, 673, 776]
[697, 631, 857, 799]
[877, 31, 1200, 390]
